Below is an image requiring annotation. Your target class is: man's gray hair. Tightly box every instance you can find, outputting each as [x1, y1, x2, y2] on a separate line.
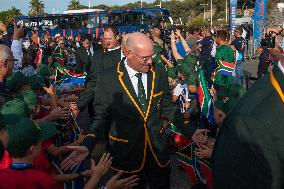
[0, 45, 12, 63]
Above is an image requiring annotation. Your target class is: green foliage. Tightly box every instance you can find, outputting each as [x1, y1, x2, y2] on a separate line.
[188, 16, 209, 28]
[0, 6, 22, 25]
[29, 0, 45, 16]
[68, 0, 81, 10]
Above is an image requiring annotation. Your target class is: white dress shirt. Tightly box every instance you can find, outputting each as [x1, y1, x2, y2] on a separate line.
[124, 58, 148, 99]
[278, 61, 284, 75]
[108, 46, 120, 52]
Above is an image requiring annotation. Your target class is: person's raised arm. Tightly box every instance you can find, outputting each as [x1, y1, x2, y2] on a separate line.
[170, 32, 183, 61]
[176, 30, 191, 55]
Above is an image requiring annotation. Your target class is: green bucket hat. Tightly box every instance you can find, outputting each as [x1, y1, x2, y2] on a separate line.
[177, 62, 191, 76]
[16, 89, 38, 112]
[1, 99, 30, 125]
[28, 75, 44, 91]
[6, 72, 29, 92]
[215, 97, 239, 114]
[167, 67, 178, 79]
[7, 118, 57, 156]
[227, 84, 246, 98]
[37, 64, 51, 78]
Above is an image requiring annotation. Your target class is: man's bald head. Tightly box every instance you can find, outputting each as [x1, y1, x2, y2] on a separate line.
[126, 32, 153, 53]
[0, 45, 14, 80]
[121, 33, 131, 49]
[126, 33, 154, 73]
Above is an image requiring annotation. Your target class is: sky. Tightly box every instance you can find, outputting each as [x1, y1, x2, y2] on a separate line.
[0, 0, 156, 15]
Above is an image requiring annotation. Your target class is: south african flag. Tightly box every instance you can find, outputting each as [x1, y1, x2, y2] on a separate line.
[215, 60, 236, 76]
[197, 69, 214, 125]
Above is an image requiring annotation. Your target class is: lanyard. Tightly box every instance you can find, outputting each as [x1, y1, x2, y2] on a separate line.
[10, 162, 33, 170]
[270, 71, 284, 103]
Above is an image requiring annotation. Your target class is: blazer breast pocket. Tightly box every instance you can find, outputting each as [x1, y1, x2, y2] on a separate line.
[153, 91, 164, 98]
[152, 91, 163, 110]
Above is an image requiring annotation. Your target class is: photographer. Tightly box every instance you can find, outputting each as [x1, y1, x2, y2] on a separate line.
[257, 29, 278, 78]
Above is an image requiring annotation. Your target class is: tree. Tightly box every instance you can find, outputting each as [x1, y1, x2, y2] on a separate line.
[68, 0, 81, 10]
[0, 6, 22, 26]
[29, 0, 45, 16]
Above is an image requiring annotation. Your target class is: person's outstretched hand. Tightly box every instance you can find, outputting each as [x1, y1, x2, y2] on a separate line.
[60, 146, 89, 171]
[90, 153, 113, 179]
[106, 171, 140, 189]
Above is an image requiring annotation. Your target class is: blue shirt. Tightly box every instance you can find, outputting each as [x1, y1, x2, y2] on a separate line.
[176, 41, 193, 58]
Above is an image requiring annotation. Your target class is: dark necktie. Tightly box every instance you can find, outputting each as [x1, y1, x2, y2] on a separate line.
[135, 73, 147, 113]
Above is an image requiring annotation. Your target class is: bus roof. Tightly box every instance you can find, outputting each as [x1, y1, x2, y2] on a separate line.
[15, 7, 170, 19]
[63, 9, 104, 14]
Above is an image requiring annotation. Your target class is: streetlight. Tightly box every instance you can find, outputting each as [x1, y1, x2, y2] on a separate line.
[155, 1, 162, 8]
[210, 0, 213, 26]
[225, 0, 228, 23]
[200, 3, 208, 20]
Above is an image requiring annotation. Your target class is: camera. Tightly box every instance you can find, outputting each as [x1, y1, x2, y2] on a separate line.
[261, 32, 276, 48]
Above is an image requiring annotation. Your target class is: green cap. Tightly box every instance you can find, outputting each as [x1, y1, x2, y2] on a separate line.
[1, 99, 30, 125]
[217, 84, 245, 98]
[176, 61, 191, 76]
[167, 67, 178, 79]
[7, 118, 57, 156]
[183, 53, 198, 65]
[16, 89, 37, 112]
[215, 97, 239, 114]
[6, 72, 29, 92]
[227, 84, 246, 98]
[37, 64, 51, 77]
[28, 75, 44, 91]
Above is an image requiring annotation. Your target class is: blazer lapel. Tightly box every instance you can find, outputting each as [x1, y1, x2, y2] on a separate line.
[144, 67, 155, 121]
[117, 61, 145, 119]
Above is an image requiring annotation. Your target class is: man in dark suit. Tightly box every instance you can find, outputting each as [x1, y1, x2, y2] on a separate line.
[74, 27, 124, 114]
[213, 56, 284, 189]
[62, 33, 207, 188]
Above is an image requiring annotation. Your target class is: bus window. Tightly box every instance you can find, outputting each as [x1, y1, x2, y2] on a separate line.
[68, 16, 81, 29]
[41, 17, 57, 30]
[101, 14, 109, 27]
[108, 13, 122, 26]
[124, 12, 142, 26]
[59, 17, 68, 29]
[82, 14, 100, 28]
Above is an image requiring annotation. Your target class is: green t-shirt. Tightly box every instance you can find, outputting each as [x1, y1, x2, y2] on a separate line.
[214, 45, 235, 88]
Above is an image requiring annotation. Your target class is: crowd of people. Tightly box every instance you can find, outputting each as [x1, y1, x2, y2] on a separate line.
[0, 19, 283, 189]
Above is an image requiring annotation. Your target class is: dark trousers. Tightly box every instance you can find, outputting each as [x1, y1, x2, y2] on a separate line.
[113, 149, 171, 189]
[200, 56, 212, 87]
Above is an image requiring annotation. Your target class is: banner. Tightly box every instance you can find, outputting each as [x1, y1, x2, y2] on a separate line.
[230, 0, 237, 35]
[253, 0, 268, 47]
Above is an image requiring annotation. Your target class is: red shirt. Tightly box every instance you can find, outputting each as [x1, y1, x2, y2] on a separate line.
[0, 168, 62, 189]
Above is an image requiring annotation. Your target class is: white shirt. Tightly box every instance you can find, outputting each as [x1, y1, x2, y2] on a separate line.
[278, 61, 284, 74]
[124, 58, 148, 99]
[11, 40, 23, 72]
[108, 46, 120, 52]
[173, 83, 189, 101]
[21, 65, 36, 77]
[242, 28, 247, 39]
